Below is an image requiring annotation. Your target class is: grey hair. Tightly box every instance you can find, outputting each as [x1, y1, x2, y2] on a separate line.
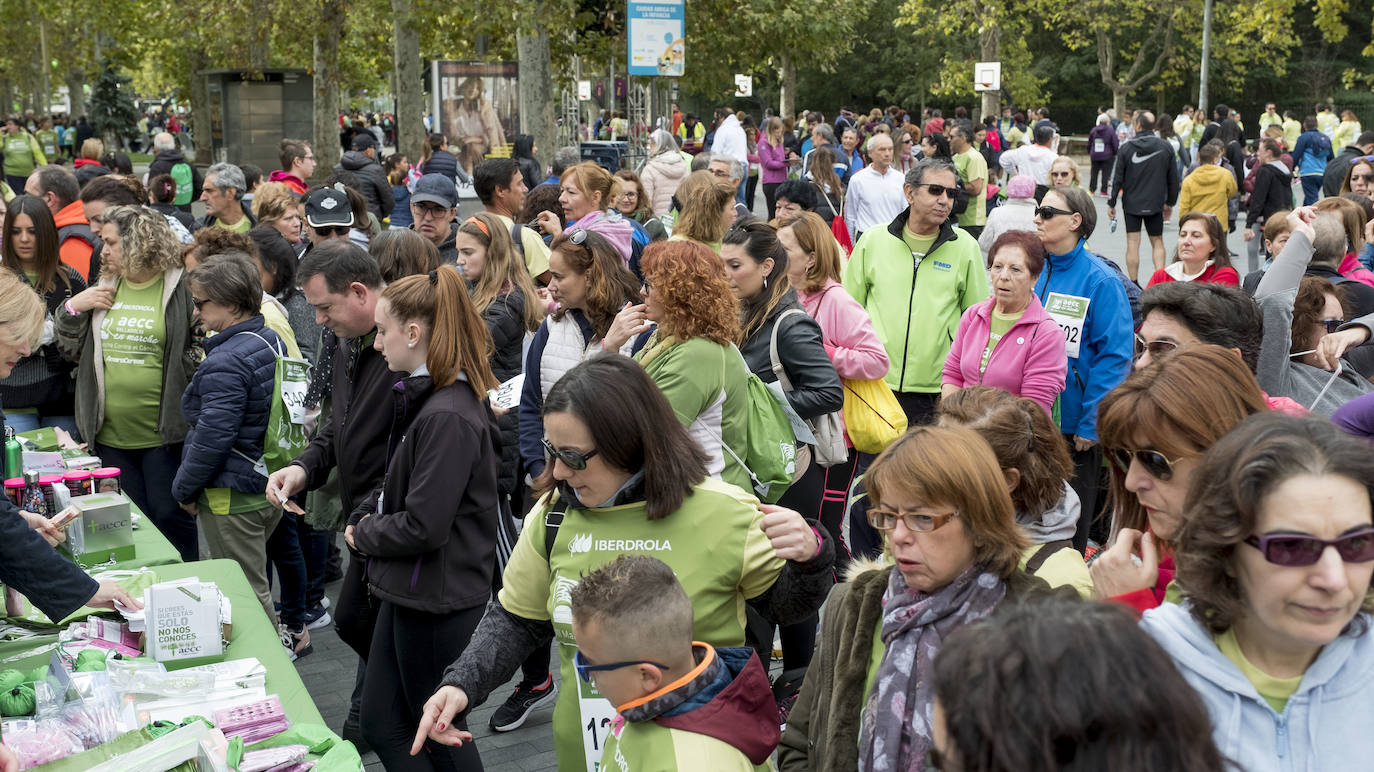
[691, 152, 713, 172]
[1311, 213, 1348, 266]
[714, 155, 744, 181]
[30, 165, 80, 207]
[813, 124, 837, 144]
[152, 132, 176, 152]
[649, 128, 677, 157]
[190, 252, 264, 317]
[207, 163, 247, 200]
[551, 146, 581, 176]
[905, 157, 958, 188]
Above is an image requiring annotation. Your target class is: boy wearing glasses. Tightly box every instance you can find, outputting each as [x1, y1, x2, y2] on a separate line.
[570, 554, 777, 772]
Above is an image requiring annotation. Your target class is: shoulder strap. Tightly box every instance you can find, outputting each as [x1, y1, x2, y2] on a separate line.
[769, 308, 807, 392]
[231, 329, 286, 359]
[1025, 539, 1074, 575]
[543, 494, 572, 560]
[510, 222, 526, 258]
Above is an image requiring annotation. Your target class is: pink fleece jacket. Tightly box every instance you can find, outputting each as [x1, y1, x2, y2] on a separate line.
[942, 294, 1067, 415]
[1339, 252, 1374, 289]
[798, 280, 890, 442]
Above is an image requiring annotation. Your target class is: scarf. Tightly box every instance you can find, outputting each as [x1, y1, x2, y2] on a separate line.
[634, 330, 678, 369]
[858, 565, 1007, 772]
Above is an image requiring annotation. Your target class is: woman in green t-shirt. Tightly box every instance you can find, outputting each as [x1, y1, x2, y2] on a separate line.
[413, 356, 835, 771]
[56, 205, 197, 561]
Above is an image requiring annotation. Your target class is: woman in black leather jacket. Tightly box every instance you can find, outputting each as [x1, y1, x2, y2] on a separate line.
[721, 218, 842, 715]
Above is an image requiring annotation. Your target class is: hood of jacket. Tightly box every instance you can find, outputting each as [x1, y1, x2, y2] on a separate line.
[568, 210, 635, 267]
[338, 150, 381, 173]
[154, 148, 188, 166]
[646, 150, 688, 180]
[650, 645, 780, 765]
[1189, 162, 1234, 187]
[1016, 481, 1079, 542]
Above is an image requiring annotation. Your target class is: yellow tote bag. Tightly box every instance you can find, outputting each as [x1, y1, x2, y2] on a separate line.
[841, 378, 907, 454]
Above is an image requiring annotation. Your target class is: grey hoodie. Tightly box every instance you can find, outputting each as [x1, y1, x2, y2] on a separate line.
[1017, 481, 1080, 543]
[1142, 602, 1374, 771]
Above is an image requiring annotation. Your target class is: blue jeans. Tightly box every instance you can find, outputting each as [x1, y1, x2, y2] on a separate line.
[267, 511, 307, 629]
[4, 411, 80, 441]
[95, 443, 198, 562]
[298, 516, 330, 608]
[1302, 175, 1323, 206]
[737, 176, 748, 205]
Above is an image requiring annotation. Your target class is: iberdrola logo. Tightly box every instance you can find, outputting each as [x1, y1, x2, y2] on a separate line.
[567, 533, 594, 554]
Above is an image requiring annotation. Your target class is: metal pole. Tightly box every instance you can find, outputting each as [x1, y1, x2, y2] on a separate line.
[1199, 0, 1212, 117]
[39, 20, 50, 113]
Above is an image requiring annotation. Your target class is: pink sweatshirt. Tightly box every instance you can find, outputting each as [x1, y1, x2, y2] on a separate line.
[942, 295, 1067, 416]
[798, 281, 890, 441]
[1339, 252, 1374, 289]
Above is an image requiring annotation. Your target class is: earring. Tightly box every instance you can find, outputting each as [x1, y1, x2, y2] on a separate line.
[763, 275, 769, 290]
[407, 342, 415, 348]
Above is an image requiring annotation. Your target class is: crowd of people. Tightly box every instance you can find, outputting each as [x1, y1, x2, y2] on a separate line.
[1, 94, 1374, 772]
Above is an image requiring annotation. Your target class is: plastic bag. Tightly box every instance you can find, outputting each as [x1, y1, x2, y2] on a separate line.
[106, 659, 217, 698]
[841, 378, 907, 454]
[1, 717, 86, 768]
[248, 722, 340, 756]
[34, 669, 127, 749]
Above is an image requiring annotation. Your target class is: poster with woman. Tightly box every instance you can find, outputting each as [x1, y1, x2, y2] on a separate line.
[432, 61, 519, 174]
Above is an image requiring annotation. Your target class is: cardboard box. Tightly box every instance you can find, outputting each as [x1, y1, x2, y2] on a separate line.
[65, 492, 135, 565]
[146, 580, 224, 663]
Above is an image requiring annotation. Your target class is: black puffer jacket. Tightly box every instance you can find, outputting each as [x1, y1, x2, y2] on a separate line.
[0, 267, 84, 412]
[739, 291, 844, 420]
[420, 149, 465, 184]
[477, 286, 529, 495]
[335, 150, 394, 218]
[171, 316, 281, 503]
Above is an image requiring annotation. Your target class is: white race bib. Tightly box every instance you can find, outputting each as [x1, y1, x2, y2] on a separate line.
[1044, 293, 1091, 359]
[1093, 138, 1105, 154]
[576, 661, 617, 772]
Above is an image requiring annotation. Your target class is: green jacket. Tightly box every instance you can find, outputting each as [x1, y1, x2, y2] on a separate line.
[55, 269, 196, 446]
[842, 211, 988, 393]
[636, 334, 753, 495]
[2, 131, 46, 178]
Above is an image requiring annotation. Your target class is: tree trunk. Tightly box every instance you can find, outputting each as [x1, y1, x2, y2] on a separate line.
[1113, 87, 1128, 117]
[187, 49, 211, 162]
[391, 0, 424, 160]
[517, 9, 557, 174]
[313, 0, 346, 174]
[779, 54, 796, 119]
[978, 21, 1000, 125]
[64, 71, 85, 120]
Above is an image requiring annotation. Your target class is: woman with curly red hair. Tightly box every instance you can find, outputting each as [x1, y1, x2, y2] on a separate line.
[622, 240, 755, 493]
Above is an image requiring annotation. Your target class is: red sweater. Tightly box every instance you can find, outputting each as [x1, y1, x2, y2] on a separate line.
[1146, 262, 1239, 288]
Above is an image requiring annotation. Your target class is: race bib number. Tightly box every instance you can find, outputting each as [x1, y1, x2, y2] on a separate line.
[578, 668, 616, 772]
[1044, 293, 1090, 359]
[1093, 138, 1105, 154]
[280, 357, 310, 425]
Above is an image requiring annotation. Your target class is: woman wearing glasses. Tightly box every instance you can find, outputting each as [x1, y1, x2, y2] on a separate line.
[1092, 345, 1267, 610]
[1145, 211, 1240, 288]
[1032, 185, 1134, 550]
[415, 356, 834, 771]
[1048, 156, 1083, 190]
[1143, 413, 1374, 771]
[55, 205, 200, 561]
[348, 264, 501, 770]
[777, 425, 1075, 771]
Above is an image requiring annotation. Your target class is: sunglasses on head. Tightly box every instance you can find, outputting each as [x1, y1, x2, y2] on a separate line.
[922, 184, 960, 200]
[1245, 528, 1374, 567]
[1035, 206, 1074, 220]
[569, 228, 589, 246]
[542, 437, 598, 471]
[1107, 447, 1179, 481]
[1134, 333, 1179, 358]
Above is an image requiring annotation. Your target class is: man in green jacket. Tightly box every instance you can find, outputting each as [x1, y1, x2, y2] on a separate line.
[842, 157, 988, 425]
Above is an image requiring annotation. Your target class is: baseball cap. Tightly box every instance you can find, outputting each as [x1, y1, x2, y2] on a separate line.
[303, 187, 355, 228]
[411, 173, 458, 209]
[351, 133, 376, 151]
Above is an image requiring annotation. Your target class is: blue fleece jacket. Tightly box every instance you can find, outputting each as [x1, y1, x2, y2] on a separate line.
[1293, 130, 1333, 178]
[1032, 239, 1133, 441]
[1142, 602, 1374, 772]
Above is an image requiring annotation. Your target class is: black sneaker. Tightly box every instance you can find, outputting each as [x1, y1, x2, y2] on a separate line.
[303, 604, 332, 630]
[488, 676, 558, 732]
[278, 623, 313, 662]
[771, 667, 808, 728]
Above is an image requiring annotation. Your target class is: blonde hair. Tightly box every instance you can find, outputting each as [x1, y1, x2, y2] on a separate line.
[560, 162, 620, 213]
[381, 264, 497, 395]
[80, 138, 104, 161]
[0, 269, 45, 348]
[252, 182, 299, 223]
[778, 211, 843, 291]
[673, 170, 735, 245]
[101, 205, 183, 280]
[458, 212, 543, 333]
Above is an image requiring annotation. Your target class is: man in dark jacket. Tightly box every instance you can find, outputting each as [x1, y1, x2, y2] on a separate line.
[266, 240, 404, 745]
[1108, 110, 1180, 284]
[409, 173, 459, 264]
[334, 133, 394, 219]
[1244, 139, 1295, 270]
[145, 131, 202, 212]
[1321, 129, 1374, 197]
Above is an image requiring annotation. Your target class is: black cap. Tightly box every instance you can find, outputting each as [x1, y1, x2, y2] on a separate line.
[303, 187, 355, 228]
[410, 173, 458, 209]
[351, 133, 376, 151]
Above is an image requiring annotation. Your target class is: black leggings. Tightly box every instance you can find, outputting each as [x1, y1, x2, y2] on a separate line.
[1089, 159, 1113, 193]
[763, 182, 782, 220]
[361, 600, 485, 771]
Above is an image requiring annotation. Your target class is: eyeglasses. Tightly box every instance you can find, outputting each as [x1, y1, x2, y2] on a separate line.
[709, 168, 730, 179]
[191, 296, 210, 311]
[1035, 206, 1074, 220]
[867, 507, 959, 533]
[1107, 448, 1180, 481]
[413, 204, 450, 220]
[922, 184, 960, 200]
[542, 437, 599, 471]
[1322, 319, 1345, 334]
[573, 650, 669, 683]
[1244, 528, 1374, 567]
[1135, 333, 1179, 358]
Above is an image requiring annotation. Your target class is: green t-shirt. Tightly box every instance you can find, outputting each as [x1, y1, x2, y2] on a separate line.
[34, 129, 58, 158]
[98, 275, 167, 449]
[201, 488, 269, 515]
[2, 132, 40, 177]
[980, 307, 1024, 375]
[900, 228, 938, 259]
[1215, 628, 1303, 714]
[497, 479, 784, 771]
[213, 216, 253, 234]
[954, 148, 988, 227]
[864, 616, 884, 701]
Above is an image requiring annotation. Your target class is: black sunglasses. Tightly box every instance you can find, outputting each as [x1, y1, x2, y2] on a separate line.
[1323, 319, 1345, 334]
[1134, 333, 1179, 358]
[1107, 447, 1179, 481]
[191, 296, 210, 310]
[1245, 528, 1374, 567]
[542, 437, 598, 471]
[1035, 206, 1074, 220]
[573, 650, 669, 683]
[922, 184, 960, 200]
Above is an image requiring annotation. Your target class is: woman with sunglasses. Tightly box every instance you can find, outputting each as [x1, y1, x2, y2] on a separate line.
[1032, 185, 1134, 549]
[415, 356, 834, 771]
[1143, 413, 1374, 771]
[518, 229, 643, 486]
[778, 425, 1076, 772]
[348, 264, 501, 770]
[1048, 156, 1083, 190]
[1093, 345, 1267, 610]
[1146, 211, 1240, 288]
[55, 204, 200, 561]
[1338, 155, 1373, 196]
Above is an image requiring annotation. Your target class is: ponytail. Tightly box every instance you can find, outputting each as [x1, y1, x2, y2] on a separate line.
[381, 264, 497, 396]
